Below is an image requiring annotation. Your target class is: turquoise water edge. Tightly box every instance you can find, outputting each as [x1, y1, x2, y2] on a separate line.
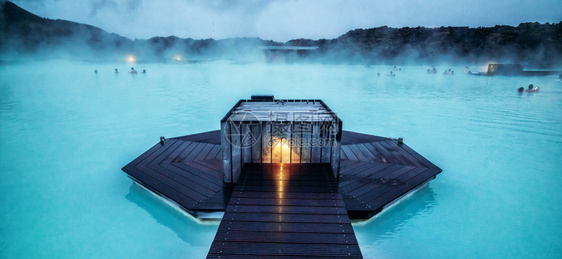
[1, 61, 561, 258]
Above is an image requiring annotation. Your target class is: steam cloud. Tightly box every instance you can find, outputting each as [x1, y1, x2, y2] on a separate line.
[10, 0, 562, 41]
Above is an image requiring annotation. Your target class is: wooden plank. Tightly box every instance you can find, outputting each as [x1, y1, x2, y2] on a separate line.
[370, 141, 403, 165]
[216, 221, 354, 233]
[356, 143, 383, 162]
[387, 141, 426, 167]
[229, 191, 340, 200]
[400, 143, 441, 170]
[190, 159, 223, 176]
[205, 145, 222, 161]
[364, 166, 431, 201]
[194, 143, 215, 162]
[123, 141, 169, 170]
[234, 185, 336, 193]
[225, 205, 347, 214]
[340, 164, 403, 193]
[171, 162, 223, 184]
[145, 165, 217, 198]
[340, 162, 390, 183]
[192, 189, 230, 210]
[359, 167, 428, 204]
[236, 180, 337, 189]
[175, 140, 199, 162]
[158, 162, 222, 193]
[228, 197, 345, 208]
[136, 139, 178, 164]
[368, 168, 440, 209]
[338, 159, 370, 176]
[183, 142, 208, 162]
[349, 165, 415, 199]
[341, 145, 359, 161]
[208, 254, 362, 259]
[208, 242, 361, 257]
[213, 231, 358, 245]
[347, 144, 370, 162]
[380, 141, 415, 166]
[134, 141, 209, 201]
[146, 141, 215, 185]
[126, 168, 199, 207]
[361, 141, 382, 161]
[160, 141, 193, 164]
[221, 212, 351, 224]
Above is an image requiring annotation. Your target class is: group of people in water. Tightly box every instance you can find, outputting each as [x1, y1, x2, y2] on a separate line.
[518, 84, 540, 93]
[426, 67, 455, 75]
[95, 68, 147, 75]
[126, 67, 146, 74]
[374, 66, 402, 77]
[374, 66, 461, 77]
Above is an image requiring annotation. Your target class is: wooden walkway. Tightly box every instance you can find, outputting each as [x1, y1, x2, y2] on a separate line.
[207, 163, 362, 258]
[122, 130, 441, 219]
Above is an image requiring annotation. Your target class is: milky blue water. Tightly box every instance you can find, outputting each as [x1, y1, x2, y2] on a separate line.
[1, 61, 561, 258]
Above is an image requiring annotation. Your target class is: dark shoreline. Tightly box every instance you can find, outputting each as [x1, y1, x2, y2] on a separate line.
[1, 1, 561, 67]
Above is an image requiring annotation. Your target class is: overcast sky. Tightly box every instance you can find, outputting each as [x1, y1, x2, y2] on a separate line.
[9, 0, 562, 42]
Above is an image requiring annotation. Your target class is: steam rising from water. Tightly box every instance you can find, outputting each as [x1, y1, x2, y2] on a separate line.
[10, 0, 562, 41]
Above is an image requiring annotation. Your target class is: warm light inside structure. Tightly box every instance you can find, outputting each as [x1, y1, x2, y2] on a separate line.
[272, 137, 297, 163]
[174, 55, 182, 62]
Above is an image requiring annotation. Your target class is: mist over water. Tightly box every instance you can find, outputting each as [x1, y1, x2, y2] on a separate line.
[1, 60, 562, 258]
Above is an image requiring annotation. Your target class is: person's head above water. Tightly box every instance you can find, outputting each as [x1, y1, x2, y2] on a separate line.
[518, 87, 524, 92]
[528, 84, 534, 89]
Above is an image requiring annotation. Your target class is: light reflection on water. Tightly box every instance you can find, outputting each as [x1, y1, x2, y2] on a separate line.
[1, 61, 561, 258]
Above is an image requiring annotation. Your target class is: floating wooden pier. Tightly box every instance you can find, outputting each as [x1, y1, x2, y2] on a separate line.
[123, 130, 440, 218]
[122, 96, 442, 258]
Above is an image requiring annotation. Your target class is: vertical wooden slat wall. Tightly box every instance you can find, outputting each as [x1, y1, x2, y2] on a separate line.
[221, 99, 342, 183]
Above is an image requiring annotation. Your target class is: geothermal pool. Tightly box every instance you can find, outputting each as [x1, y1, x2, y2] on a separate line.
[1, 61, 561, 258]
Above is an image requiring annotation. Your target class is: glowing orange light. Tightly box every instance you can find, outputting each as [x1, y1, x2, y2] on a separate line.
[272, 138, 298, 163]
[277, 163, 285, 199]
[126, 55, 136, 64]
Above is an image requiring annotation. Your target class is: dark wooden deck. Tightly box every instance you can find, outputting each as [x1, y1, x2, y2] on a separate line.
[122, 130, 441, 218]
[207, 163, 362, 258]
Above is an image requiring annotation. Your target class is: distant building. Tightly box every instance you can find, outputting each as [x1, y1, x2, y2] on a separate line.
[486, 64, 524, 75]
[470, 63, 561, 76]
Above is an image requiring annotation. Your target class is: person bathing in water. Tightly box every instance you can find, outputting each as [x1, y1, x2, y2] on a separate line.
[525, 84, 540, 93]
[130, 67, 138, 74]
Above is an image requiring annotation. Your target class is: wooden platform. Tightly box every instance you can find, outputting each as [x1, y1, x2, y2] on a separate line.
[207, 163, 362, 258]
[122, 130, 441, 218]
